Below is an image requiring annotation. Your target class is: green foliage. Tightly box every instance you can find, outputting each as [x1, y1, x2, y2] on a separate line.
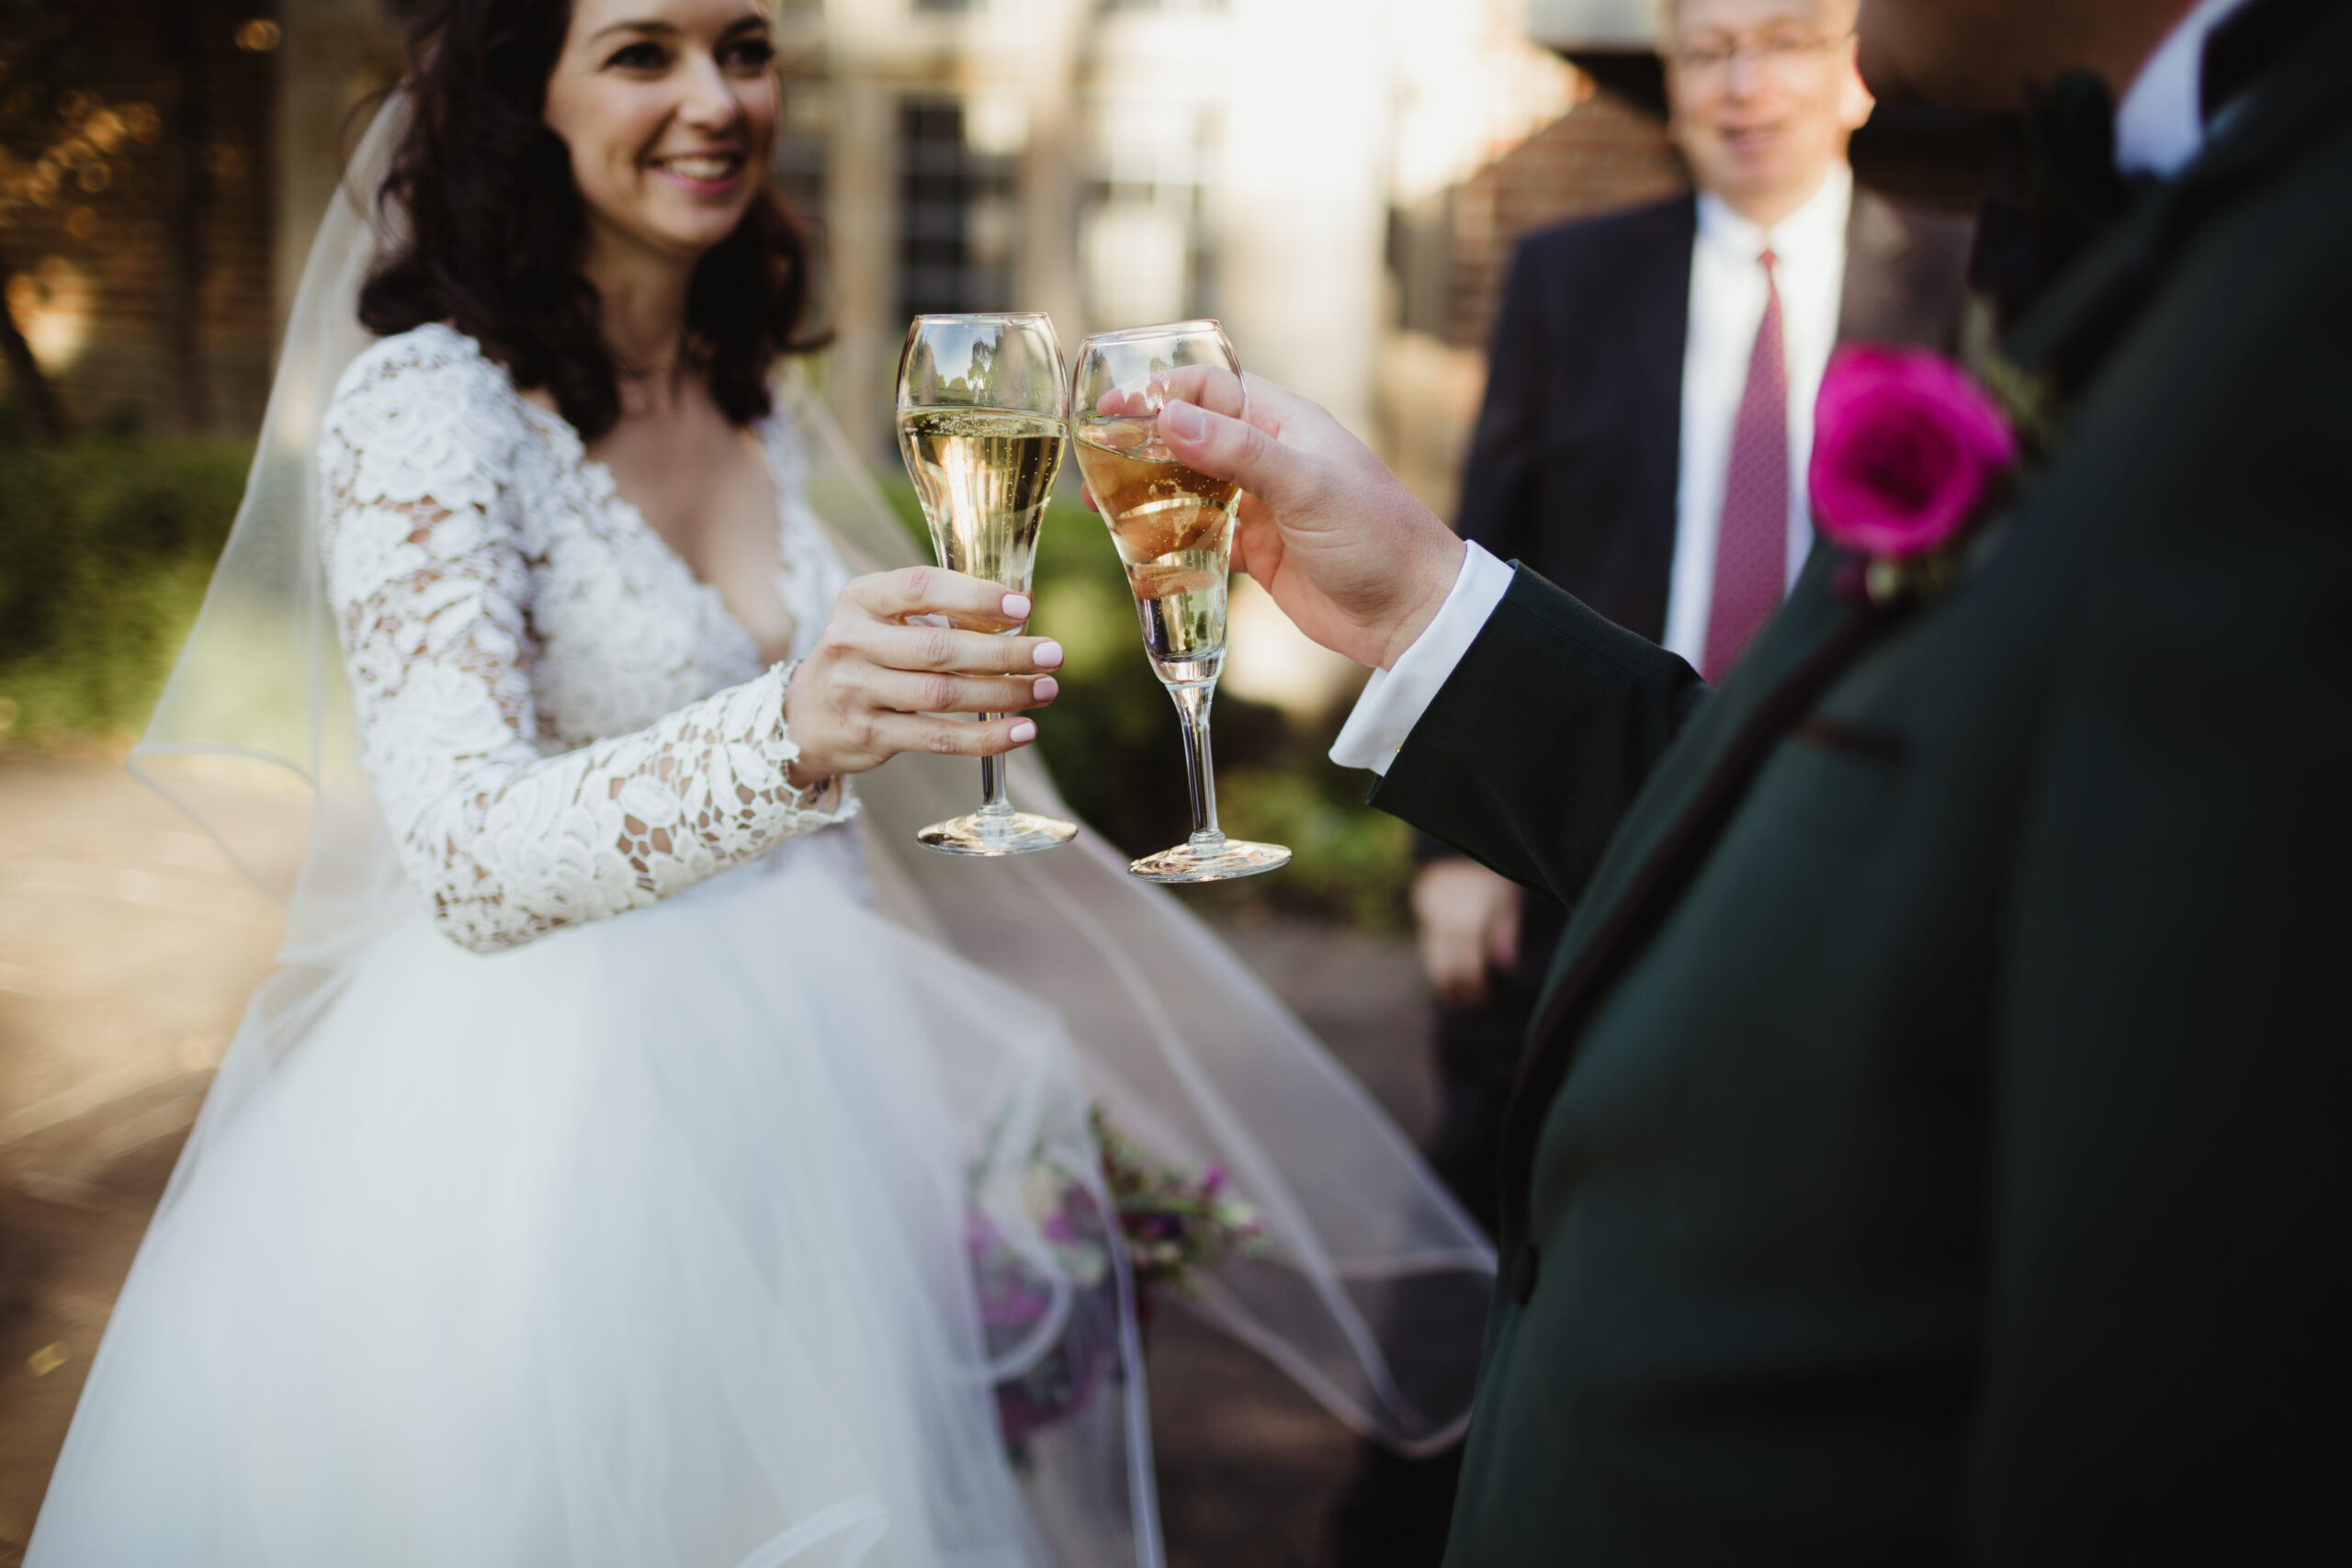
[0, 446, 1411, 925]
[0, 430, 249, 747]
[1214, 764, 1416, 931]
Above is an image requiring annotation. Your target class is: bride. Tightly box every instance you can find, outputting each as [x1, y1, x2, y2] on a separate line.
[26, 0, 1492, 1562]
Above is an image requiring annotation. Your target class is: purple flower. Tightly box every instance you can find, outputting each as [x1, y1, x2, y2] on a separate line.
[1809, 345, 2017, 560]
[966, 1191, 1123, 1451]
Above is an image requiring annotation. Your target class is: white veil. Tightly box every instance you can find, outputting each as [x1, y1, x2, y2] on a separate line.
[131, 92, 1495, 1462]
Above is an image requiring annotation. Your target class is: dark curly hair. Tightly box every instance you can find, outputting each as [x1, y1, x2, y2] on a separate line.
[357, 0, 825, 441]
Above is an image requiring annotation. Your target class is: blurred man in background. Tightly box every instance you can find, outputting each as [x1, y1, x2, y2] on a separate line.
[1345, 0, 1969, 1558]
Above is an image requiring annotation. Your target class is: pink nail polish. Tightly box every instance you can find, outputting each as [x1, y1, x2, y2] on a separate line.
[1033, 676, 1060, 702]
[1034, 640, 1065, 670]
[1001, 593, 1032, 620]
[1009, 719, 1038, 743]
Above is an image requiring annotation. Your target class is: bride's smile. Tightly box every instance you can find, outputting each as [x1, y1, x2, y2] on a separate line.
[542, 0, 776, 265]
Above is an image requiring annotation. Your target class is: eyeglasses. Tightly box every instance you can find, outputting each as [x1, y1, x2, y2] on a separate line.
[1669, 30, 1853, 76]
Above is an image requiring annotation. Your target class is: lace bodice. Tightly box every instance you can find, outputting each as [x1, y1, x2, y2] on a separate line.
[319, 323, 856, 953]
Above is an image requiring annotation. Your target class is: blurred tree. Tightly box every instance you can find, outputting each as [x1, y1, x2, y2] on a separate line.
[0, 0, 196, 440]
[0, 0, 97, 438]
[0, 245, 62, 439]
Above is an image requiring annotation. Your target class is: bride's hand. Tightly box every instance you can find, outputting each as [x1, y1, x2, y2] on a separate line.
[783, 567, 1063, 785]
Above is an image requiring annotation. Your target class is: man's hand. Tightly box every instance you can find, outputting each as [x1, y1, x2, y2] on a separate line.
[1412, 857, 1522, 1009]
[1152, 373, 1466, 671]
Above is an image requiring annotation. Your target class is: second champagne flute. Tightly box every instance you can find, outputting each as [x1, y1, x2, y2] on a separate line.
[1069, 321, 1289, 883]
[895, 312, 1078, 855]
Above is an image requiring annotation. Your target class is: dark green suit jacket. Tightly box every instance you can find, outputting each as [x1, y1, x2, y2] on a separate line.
[1374, 10, 2352, 1562]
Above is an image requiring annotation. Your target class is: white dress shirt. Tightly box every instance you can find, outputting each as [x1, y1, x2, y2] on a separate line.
[1329, 542, 1516, 773]
[1663, 163, 1851, 668]
[1335, 7, 2249, 779]
[2115, 0, 2257, 176]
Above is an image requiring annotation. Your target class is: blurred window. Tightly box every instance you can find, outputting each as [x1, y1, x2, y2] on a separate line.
[1080, 96, 1219, 329]
[895, 96, 1019, 322]
[775, 82, 832, 308]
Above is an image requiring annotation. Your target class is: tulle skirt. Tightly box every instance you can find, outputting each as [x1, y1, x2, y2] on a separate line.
[28, 829, 1152, 1568]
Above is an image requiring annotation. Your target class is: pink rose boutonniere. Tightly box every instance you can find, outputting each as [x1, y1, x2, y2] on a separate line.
[1810, 344, 2018, 607]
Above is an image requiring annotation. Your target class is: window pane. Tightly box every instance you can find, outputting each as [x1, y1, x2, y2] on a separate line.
[894, 96, 1021, 326]
[1080, 96, 1219, 329]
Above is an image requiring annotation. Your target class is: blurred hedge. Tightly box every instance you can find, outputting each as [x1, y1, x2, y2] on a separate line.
[0, 430, 1412, 927]
[0, 431, 251, 749]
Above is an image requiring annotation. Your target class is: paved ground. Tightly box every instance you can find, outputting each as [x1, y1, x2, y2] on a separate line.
[0, 757, 1442, 1567]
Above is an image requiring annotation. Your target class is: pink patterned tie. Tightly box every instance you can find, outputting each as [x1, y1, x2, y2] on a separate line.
[1702, 249, 1788, 684]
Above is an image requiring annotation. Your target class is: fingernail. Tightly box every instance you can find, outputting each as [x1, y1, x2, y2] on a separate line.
[1034, 640, 1064, 670]
[1161, 400, 1205, 442]
[1001, 592, 1032, 620]
[1032, 675, 1059, 702]
[1009, 719, 1038, 744]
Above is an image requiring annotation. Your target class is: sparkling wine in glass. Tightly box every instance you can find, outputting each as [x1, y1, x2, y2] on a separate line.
[895, 312, 1078, 856]
[1069, 321, 1289, 883]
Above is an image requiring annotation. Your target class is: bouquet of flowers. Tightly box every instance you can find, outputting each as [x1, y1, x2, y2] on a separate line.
[966, 1174, 1123, 1449]
[966, 1107, 1270, 1450]
[1088, 1107, 1269, 1303]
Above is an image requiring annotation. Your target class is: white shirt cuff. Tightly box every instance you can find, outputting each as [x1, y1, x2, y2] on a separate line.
[1329, 543, 1515, 775]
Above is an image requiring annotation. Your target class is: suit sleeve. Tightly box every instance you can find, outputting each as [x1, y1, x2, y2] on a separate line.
[1370, 566, 1705, 913]
[1966, 344, 2352, 1557]
[1453, 236, 1553, 567]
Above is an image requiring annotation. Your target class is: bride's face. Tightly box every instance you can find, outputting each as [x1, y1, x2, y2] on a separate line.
[541, 0, 778, 266]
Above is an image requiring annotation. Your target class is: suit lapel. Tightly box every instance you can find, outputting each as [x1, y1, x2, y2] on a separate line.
[1836, 189, 1912, 345]
[1839, 188, 1974, 352]
[1495, 559, 1909, 1238]
[1490, 197, 1929, 1238]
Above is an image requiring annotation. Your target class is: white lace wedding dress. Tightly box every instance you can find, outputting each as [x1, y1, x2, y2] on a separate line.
[28, 324, 1139, 1567]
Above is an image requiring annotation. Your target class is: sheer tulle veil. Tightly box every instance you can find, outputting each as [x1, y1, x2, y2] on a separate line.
[131, 90, 1496, 1465]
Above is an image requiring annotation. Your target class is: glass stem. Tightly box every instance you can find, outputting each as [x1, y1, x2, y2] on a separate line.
[978, 714, 1012, 816]
[1167, 681, 1224, 846]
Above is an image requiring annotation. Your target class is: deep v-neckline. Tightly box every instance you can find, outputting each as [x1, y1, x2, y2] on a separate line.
[506, 378, 796, 669]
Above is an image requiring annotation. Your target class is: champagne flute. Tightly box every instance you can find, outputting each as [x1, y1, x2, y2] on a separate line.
[895, 312, 1079, 856]
[1069, 321, 1289, 883]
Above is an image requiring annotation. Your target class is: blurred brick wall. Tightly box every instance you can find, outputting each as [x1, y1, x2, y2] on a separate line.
[1442, 85, 1688, 352]
[1375, 83, 1684, 519]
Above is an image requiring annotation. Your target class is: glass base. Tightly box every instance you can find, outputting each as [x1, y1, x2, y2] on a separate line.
[917, 809, 1078, 857]
[1128, 833, 1290, 884]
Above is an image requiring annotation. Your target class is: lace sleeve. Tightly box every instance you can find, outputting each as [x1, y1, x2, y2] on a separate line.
[319, 341, 852, 954]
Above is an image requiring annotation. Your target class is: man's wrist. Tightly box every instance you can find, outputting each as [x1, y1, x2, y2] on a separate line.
[1330, 543, 1513, 774]
[1376, 536, 1470, 671]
